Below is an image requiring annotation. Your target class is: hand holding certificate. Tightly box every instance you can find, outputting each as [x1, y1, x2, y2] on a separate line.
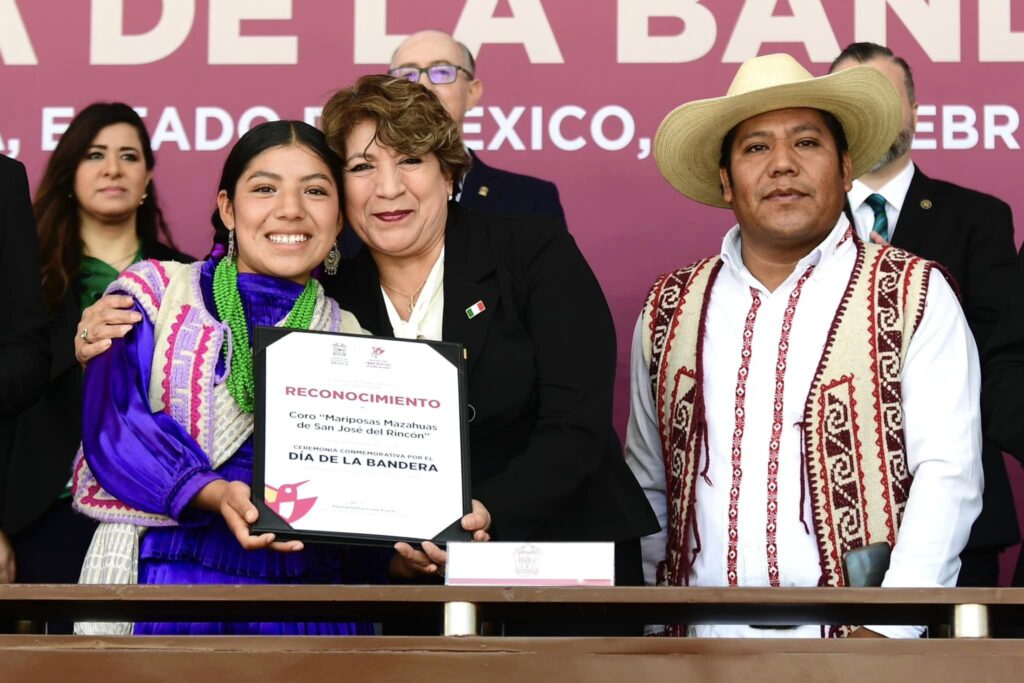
[391, 500, 492, 577]
[193, 479, 305, 553]
[252, 328, 474, 548]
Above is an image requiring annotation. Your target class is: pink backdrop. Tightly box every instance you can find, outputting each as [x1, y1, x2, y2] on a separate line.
[4, 0, 1024, 580]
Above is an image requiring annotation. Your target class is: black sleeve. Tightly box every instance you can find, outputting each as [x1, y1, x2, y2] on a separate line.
[981, 241, 1024, 462]
[961, 198, 1017, 350]
[535, 180, 566, 223]
[0, 157, 50, 416]
[471, 226, 617, 539]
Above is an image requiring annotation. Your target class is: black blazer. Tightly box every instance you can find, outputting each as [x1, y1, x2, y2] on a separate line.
[891, 166, 1019, 551]
[0, 155, 50, 527]
[459, 150, 565, 220]
[327, 205, 658, 543]
[2, 242, 193, 535]
[982, 245, 1024, 583]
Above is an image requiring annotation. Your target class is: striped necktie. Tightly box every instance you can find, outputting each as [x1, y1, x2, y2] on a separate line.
[864, 193, 889, 242]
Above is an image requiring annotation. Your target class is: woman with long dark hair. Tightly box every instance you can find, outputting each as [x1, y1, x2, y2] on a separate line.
[36, 102, 184, 311]
[70, 120, 428, 635]
[3, 104, 191, 621]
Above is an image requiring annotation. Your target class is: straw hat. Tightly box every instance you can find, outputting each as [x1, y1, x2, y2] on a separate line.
[653, 53, 902, 208]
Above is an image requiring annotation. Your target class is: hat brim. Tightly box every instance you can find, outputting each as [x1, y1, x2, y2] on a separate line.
[653, 66, 903, 208]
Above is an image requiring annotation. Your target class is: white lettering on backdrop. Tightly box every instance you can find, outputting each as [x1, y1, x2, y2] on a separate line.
[4, 0, 1024, 66]
[0, 0, 37, 65]
[35, 103, 1020, 158]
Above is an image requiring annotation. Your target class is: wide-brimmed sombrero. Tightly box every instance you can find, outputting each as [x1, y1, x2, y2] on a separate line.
[653, 53, 902, 208]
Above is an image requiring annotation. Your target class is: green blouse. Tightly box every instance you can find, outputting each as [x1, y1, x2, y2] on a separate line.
[78, 250, 143, 312]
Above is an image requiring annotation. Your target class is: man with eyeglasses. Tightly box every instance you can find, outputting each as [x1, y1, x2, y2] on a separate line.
[387, 30, 565, 220]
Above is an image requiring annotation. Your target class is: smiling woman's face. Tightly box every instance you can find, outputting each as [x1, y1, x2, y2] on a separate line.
[218, 143, 343, 285]
[341, 119, 452, 260]
[73, 122, 152, 226]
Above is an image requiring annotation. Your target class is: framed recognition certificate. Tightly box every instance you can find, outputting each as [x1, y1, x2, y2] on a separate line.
[251, 328, 471, 547]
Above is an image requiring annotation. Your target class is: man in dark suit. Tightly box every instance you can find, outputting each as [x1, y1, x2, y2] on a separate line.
[339, 30, 564, 257]
[0, 154, 51, 585]
[831, 43, 1020, 587]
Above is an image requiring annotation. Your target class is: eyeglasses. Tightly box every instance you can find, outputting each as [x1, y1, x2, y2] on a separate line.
[388, 64, 474, 85]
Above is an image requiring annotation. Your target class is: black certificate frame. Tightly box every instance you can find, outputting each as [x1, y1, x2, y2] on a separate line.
[251, 327, 472, 548]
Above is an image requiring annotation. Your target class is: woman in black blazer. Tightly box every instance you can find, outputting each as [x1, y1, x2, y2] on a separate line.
[334, 204, 658, 553]
[318, 76, 659, 590]
[4, 104, 192, 604]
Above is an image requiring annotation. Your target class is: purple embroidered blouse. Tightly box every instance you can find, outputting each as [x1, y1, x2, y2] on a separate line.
[81, 259, 380, 598]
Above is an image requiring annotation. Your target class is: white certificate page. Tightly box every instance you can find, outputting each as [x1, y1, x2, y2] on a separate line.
[260, 332, 466, 541]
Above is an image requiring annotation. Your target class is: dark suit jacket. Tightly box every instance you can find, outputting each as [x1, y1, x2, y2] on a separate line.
[2, 242, 193, 535]
[458, 150, 565, 220]
[890, 166, 1019, 552]
[338, 150, 565, 258]
[982, 244, 1024, 584]
[326, 205, 658, 543]
[0, 155, 50, 528]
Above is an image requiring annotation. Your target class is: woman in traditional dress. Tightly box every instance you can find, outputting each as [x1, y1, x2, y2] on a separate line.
[72, 121, 378, 635]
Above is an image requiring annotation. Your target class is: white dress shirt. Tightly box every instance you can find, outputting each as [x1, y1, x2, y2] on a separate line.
[382, 247, 445, 342]
[848, 161, 916, 242]
[624, 216, 983, 639]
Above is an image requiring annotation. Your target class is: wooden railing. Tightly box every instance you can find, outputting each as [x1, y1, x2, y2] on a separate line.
[1, 585, 1022, 682]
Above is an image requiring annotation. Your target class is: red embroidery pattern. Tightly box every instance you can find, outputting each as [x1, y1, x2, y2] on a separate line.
[804, 242, 867, 589]
[802, 242, 921, 608]
[649, 268, 695, 590]
[868, 248, 918, 545]
[816, 375, 865, 572]
[836, 225, 854, 249]
[765, 265, 815, 586]
[646, 259, 720, 595]
[726, 287, 761, 586]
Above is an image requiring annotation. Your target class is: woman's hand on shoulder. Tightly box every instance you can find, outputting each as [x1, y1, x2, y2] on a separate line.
[195, 479, 304, 553]
[389, 499, 491, 579]
[75, 295, 143, 366]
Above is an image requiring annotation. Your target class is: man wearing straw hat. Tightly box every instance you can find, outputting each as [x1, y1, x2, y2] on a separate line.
[625, 54, 983, 638]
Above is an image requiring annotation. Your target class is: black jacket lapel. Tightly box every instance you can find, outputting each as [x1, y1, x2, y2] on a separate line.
[442, 206, 499, 375]
[891, 165, 936, 255]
